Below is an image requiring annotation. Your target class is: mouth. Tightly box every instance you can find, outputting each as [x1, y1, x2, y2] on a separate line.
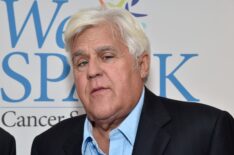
[90, 87, 109, 95]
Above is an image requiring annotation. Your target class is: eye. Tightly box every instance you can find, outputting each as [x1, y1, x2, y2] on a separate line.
[102, 53, 115, 61]
[73, 58, 88, 69]
[78, 59, 88, 67]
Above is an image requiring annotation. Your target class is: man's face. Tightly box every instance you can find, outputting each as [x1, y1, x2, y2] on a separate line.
[71, 23, 149, 126]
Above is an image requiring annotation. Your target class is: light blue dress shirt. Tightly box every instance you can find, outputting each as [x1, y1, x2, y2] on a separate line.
[81, 88, 145, 155]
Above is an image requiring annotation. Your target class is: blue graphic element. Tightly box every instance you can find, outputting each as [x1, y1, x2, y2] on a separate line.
[125, 0, 147, 17]
[131, 0, 139, 6]
[34, 53, 70, 102]
[56, 17, 70, 49]
[62, 84, 78, 102]
[1, 52, 31, 102]
[2, 0, 67, 48]
[0, 52, 78, 103]
[154, 54, 199, 102]
[107, 0, 147, 17]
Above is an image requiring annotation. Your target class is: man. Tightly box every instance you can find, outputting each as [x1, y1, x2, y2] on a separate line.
[31, 7, 234, 155]
[0, 127, 16, 155]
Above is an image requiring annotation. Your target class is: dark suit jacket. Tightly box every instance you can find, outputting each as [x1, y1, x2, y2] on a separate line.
[0, 127, 16, 155]
[31, 88, 234, 155]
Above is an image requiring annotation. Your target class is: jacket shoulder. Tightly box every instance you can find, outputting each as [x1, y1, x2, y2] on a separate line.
[0, 127, 15, 142]
[34, 114, 85, 140]
[145, 88, 225, 120]
[160, 96, 225, 120]
[145, 88, 232, 127]
[31, 114, 86, 155]
[157, 96, 234, 136]
[157, 96, 234, 154]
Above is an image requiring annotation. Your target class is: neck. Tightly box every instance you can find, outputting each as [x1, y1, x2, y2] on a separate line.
[90, 114, 127, 154]
[93, 126, 110, 154]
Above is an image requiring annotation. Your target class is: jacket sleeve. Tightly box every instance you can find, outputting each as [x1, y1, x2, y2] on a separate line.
[208, 111, 234, 155]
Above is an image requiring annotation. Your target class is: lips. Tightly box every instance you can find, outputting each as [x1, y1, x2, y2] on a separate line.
[90, 87, 109, 95]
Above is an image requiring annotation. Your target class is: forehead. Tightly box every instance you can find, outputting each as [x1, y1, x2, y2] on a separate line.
[71, 23, 123, 50]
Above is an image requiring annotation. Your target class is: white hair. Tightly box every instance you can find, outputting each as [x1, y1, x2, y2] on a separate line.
[64, 7, 150, 58]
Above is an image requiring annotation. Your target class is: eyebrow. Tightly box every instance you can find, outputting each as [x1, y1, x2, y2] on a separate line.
[72, 50, 83, 57]
[95, 45, 116, 53]
[71, 50, 86, 63]
[71, 45, 117, 62]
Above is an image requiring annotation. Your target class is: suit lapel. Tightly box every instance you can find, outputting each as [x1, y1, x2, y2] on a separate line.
[63, 116, 85, 155]
[132, 88, 171, 155]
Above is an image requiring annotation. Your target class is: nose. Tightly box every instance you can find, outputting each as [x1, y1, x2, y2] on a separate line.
[87, 58, 102, 79]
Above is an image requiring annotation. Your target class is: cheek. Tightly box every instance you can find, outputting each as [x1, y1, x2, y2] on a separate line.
[116, 64, 138, 80]
[73, 73, 87, 95]
[108, 67, 134, 89]
[107, 67, 126, 83]
[113, 67, 142, 92]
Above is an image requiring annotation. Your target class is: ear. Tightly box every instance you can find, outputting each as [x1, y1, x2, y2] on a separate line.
[138, 52, 150, 79]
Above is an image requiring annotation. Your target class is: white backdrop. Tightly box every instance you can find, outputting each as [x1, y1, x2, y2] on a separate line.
[0, 0, 234, 155]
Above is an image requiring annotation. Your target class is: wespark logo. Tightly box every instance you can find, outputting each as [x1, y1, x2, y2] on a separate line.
[0, 0, 199, 104]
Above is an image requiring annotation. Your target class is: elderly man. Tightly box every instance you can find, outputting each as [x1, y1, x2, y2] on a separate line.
[31, 7, 234, 155]
[0, 127, 16, 155]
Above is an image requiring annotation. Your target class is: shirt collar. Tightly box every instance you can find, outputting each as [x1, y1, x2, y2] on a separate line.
[82, 118, 95, 154]
[114, 88, 145, 145]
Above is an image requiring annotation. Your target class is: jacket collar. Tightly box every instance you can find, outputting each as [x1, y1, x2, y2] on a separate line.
[132, 87, 171, 155]
[63, 115, 85, 155]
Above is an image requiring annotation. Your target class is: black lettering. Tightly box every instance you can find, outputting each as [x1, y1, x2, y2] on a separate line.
[17, 116, 25, 127]
[27, 115, 37, 127]
[1, 111, 16, 127]
[38, 116, 47, 127]
[70, 111, 79, 117]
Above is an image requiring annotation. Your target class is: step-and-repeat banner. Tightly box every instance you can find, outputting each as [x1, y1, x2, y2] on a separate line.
[1, 0, 234, 154]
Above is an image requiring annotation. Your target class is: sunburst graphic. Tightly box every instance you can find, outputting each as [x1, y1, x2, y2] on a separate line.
[98, 0, 147, 17]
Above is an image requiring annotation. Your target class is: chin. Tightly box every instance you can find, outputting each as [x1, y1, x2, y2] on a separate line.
[89, 111, 116, 122]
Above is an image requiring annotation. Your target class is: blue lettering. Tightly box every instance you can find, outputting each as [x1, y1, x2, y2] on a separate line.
[56, 17, 70, 49]
[2, 0, 68, 48]
[1, 52, 31, 102]
[62, 84, 78, 101]
[34, 53, 70, 101]
[154, 54, 199, 102]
